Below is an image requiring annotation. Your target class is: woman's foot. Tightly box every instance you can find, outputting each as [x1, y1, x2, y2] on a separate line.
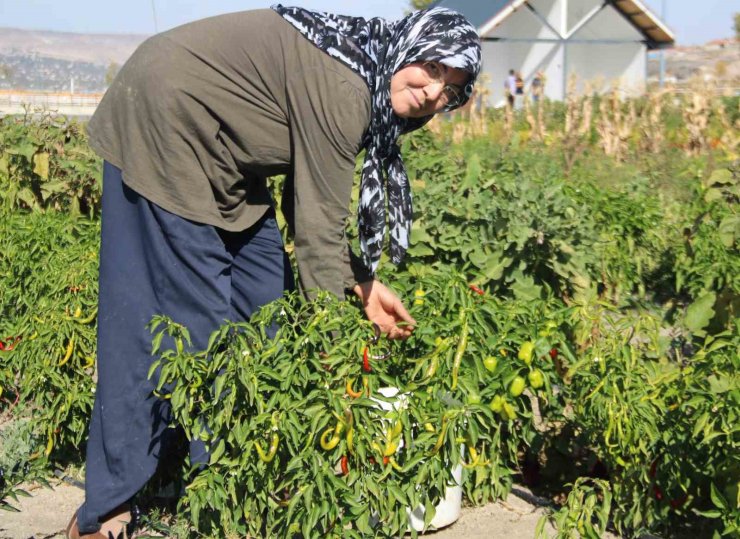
[66, 504, 132, 539]
[99, 504, 131, 538]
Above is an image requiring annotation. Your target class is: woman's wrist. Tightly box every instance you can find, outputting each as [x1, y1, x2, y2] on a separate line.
[353, 280, 375, 303]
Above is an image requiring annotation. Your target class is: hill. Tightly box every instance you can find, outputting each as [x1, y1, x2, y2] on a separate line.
[647, 39, 740, 86]
[0, 28, 148, 92]
[0, 27, 147, 65]
[0, 27, 737, 93]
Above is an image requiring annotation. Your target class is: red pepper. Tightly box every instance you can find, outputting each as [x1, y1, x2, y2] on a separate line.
[653, 484, 663, 501]
[382, 456, 390, 465]
[362, 347, 371, 372]
[549, 348, 558, 360]
[669, 494, 687, 509]
[468, 284, 485, 295]
[340, 455, 349, 476]
[0, 337, 20, 351]
[369, 456, 377, 465]
[649, 458, 658, 478]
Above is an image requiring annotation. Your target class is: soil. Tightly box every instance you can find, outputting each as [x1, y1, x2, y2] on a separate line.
[0, 479, 620, 539]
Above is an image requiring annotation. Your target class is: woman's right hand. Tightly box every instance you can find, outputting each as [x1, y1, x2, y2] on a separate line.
[353, 280, 416, 340]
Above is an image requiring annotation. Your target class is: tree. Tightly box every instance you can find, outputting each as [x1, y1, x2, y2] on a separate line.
[409, 0, 436, 10]
[734, 12, 740, 40]
[105, 62, 120, 86]
[0, 64, 13, 82]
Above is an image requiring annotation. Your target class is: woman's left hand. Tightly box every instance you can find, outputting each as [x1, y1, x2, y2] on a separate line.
[353, 280, 416, 340]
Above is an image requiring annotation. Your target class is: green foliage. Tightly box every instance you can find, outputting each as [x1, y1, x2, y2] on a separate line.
[0, 419, 42, 512]
[403, 131, 597, 300]
[674, 164, 739, 331]
[560, 301, 739, 537]
[572, 178, 676, 300]
[0, 420, 35, 474]
[0, 211, 99, 461]
[408, 0, 435, 11]
[1, 108, 738, 538]
[535, 478, 612, 539]
[0, 112, 101, 215]
[149, 269, 564, 537]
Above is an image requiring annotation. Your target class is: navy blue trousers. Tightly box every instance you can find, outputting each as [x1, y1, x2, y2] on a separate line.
[78, 162, 294, 532]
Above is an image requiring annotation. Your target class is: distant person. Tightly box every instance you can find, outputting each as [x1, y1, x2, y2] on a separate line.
[64, 5, 481, 539]
[505, 68, 517, 107]
[531, 71, 544, 102]
[515, 71, 524, 97]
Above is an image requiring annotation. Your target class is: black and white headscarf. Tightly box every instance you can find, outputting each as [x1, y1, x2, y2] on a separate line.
[272, 4, 481, 272]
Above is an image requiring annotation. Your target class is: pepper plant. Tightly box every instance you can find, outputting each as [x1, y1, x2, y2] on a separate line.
[0, 211, 99, 462]
[149, 268, 564, 537]
[0, 111, 101, 215]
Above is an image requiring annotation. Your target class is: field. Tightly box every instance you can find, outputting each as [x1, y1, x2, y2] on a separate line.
[0, 81, 738, 538]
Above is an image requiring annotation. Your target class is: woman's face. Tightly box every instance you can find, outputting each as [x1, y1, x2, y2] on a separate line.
[390, 61, 470, 118]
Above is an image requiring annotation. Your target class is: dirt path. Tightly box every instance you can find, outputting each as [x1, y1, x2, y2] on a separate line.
[0, 480, 614, 539]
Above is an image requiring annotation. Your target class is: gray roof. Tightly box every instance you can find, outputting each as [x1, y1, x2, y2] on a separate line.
[430, 0, 512, 29]
[430, 0, 673, 46]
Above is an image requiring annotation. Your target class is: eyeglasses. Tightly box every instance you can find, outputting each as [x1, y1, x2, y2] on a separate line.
[421, 61, 467, 111]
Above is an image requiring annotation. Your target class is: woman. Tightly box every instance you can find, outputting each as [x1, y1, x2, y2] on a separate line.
[67, 4, 481, 538]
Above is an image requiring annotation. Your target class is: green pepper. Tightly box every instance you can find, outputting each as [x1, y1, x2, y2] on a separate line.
[518, 341, 535, 365]
[489, 395, 505, 413]
[390, 419, 403, 439]
[461, 446, 483, 468]
[383, 440, 398, 457]
[538, 321, 557, 337]
[451, 310, 468, 390]
[320, 427, 341, 450]
[254, 412, 280, 462]
[509, 376, 526, 397]
[58, 337, 74, 366]
[501, 402, 517, 421]
[422, 337, 451, 379]
[320, 421, 345, 451]
[429, 416, 449, 455]
[73, 308, 97, 325]
[482, 355, 497, 373]
[255, 432, 279, 463]
[346, 427, 354, 454]
[528, 369, 545, 389]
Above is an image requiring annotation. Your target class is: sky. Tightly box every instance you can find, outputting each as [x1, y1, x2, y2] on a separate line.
[0, 0, 737, 46]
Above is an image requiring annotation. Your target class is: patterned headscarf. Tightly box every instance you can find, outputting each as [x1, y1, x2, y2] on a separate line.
[272, 4, 482, 272]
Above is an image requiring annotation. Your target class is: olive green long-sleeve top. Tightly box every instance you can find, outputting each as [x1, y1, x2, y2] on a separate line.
[87, 9, 373, 298]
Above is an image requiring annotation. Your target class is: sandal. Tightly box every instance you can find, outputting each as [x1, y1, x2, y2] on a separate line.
[65, 504, 135, 539]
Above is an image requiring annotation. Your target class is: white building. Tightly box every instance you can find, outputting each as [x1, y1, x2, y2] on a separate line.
[433, 0, 675, 104]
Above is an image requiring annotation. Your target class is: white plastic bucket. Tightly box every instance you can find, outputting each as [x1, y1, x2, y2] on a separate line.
[407, 462, 463, 531]
[372, 387, 463, 532]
